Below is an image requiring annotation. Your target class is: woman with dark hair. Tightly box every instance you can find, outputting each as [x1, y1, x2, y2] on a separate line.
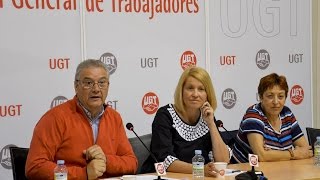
[231, 73, 312, 163]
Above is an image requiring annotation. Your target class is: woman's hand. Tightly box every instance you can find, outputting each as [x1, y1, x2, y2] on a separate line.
[200, 101, 214, 125]
[204, 162, 219, 177]
[293, 146, 313, 159]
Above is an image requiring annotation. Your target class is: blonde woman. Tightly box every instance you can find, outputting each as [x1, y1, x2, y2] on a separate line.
[143, 66, 229, 177]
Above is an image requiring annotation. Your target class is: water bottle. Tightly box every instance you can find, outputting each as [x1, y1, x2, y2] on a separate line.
[54, 160, 68, 180]
[314, 136, 320, 166]
[208, 151, 214, 162]
[192, 150, 204, 180]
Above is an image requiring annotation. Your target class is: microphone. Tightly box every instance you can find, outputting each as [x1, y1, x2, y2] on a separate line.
[215, 120, 224, 128]
[126, 123, 166, 180]
[215, 120, 236, 146]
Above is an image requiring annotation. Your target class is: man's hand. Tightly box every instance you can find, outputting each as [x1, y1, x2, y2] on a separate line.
[83, 145, 107, 179]
[83, 144, 107, 162]
[86, 159, 106, 180]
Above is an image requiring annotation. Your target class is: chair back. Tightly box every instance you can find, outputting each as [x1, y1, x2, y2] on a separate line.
[220, 129, 238, 147]
[128, 133, 152, 174]
[9, 146, 29, 180]
[306, 127, 320, 151]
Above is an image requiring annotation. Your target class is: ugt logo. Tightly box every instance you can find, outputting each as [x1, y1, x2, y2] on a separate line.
[180, 51, 197, 70]
[0, 144, 16, 169]
[290, 85, 304, 105]
[141, 92, 159, 115]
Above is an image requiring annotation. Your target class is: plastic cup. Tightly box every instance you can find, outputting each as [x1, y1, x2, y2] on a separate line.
[213, 162, 228, 176]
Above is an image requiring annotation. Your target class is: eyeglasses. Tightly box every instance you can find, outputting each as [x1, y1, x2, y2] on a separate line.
[76, 79, 109, 89]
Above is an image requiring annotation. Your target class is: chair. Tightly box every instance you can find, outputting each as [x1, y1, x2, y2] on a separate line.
[220, 129, 238, 147]
[9, 146, 29, 180]
[128, 133, 152, 174]
[306, 127, 320, 151]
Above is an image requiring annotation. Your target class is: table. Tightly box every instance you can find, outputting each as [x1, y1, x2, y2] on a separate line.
[159, 158, 320, 180]
[102, 158, 320, 180]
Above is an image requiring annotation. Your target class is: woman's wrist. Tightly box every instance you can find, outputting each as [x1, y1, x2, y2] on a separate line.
[288, 149, 295, 160]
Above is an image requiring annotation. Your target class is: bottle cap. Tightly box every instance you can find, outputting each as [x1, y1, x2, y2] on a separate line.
[57, 160, 65, 165]
[195, 150, 202, 155]
[208, 151, 214, 162]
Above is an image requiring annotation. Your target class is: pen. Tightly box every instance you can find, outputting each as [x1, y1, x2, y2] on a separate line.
[231, 170, 241, 173]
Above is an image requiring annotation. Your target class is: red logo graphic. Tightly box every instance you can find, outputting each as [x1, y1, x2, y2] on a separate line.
[0, 0, 3, 8]
[0, 105, 22, 117]
[142, 92, 159, 115]
[180, 51, 197, 70]
[290, 85, 304, 105]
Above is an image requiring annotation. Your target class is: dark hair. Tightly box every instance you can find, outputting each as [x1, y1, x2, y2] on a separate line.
[258, 73, 289, 98]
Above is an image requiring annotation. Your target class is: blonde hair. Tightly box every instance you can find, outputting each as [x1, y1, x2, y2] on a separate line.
[174, 66, 217, 115]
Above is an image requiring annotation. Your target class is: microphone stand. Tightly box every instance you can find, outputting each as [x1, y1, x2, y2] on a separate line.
[220, 126, 236, 146]
[127, 124, 166, 180]
[130, 129, 159, 165]
[217, 122, 267, 180]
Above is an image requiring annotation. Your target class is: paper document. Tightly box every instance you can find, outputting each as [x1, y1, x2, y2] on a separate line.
[101, 175, 180, 180]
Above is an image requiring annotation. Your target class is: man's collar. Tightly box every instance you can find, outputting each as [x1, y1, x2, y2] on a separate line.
[76, 97, 105, 121]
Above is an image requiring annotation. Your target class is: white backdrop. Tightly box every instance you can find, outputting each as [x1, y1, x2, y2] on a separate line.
[0, 0, 312, 179]
[209, 0, 312, 132]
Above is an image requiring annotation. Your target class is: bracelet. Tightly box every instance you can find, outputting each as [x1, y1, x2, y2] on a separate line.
[288, 149, 294, 159]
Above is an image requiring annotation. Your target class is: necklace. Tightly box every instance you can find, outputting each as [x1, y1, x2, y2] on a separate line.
[267, 115, 281, 133]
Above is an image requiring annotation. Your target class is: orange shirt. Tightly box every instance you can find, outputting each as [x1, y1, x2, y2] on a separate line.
[26, 97, 137, 179]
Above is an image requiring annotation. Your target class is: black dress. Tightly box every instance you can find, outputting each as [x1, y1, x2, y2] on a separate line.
[141, 104, 216, 173]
